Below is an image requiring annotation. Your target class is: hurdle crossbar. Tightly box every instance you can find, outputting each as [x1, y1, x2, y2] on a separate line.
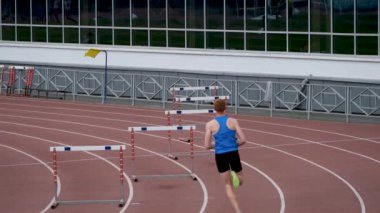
[170, 86, 219, 92]
[49, 145, 126, 209]
[175, 95, 229, 102]
[50, 145, 126, 152]
[165, 109, 215, 115]
[127, 125, 196, 132]
[8, 66, 34, 70]
[170, 85, 219, 123]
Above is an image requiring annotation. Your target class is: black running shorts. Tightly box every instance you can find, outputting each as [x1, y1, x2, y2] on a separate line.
[215, 150, 242, 173]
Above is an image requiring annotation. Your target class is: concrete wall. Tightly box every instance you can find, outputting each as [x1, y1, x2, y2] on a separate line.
[1, 43, 379, 83]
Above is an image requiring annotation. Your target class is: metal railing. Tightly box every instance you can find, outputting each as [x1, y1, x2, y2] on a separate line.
[1, 66, 379, 122]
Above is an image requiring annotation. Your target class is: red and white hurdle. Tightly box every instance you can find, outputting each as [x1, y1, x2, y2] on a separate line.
[165, 109, 215, 115]
[49, 145, 127, 209]
[1, 66, 35, 96]
[175, 95, 229, 102]
[6, 66, 16, 96]
[170, 85, 220, 125]
[127, 125, 197, 182]
[168, 85, 229, 143]
[170, 85, 219, 92]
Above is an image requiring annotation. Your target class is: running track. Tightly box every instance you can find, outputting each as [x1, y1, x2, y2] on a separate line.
[0, 96, 379, 213]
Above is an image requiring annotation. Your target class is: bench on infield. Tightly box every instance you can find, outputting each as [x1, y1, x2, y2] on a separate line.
[32, 89, 70, 100]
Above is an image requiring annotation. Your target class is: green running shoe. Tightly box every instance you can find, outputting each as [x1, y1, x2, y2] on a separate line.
[231, 171, 240, 189]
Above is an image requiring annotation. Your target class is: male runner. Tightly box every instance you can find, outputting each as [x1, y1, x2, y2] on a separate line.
[204, 99, 246, 213]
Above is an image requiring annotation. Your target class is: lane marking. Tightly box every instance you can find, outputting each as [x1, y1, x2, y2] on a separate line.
[242, 162, 285, 213]
[0, 112, 286, 213]
[1, 107, 379, 150]
[0, 111, 378, 165]
[0, 109, 372, 212]
[0, 106, 374, 213]
[246, 128, 380, 164]
[238, 118, 380, 145]
[0, 100, 374, 212]
[0, 142, 61, 213]
[0, 130, 133, 213]
[2, 101, 379, 146]
[0, 121, 208, 213]
[245, 140, 366, 213]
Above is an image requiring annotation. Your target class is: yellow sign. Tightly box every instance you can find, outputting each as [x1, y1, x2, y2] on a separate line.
[85, 49, 102, 58]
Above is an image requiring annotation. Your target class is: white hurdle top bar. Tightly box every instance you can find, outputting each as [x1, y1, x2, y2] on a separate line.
[50, 145, 126, 152]
[165, 109, 215, 115]
[128, 125, 196, 132]
[8, 66, 34, 69]
[170, 86, 219, 92]
[175, 95, 229, 102]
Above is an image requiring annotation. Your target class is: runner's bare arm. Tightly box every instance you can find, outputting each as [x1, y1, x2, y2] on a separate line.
[204, 122, 214, 149]
[235, 120, 246, 146]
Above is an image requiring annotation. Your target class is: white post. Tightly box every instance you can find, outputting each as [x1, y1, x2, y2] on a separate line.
[0, 66, 4, 95]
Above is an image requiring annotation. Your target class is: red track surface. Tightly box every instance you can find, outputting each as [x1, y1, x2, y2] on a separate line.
[0, 96, 379, 213]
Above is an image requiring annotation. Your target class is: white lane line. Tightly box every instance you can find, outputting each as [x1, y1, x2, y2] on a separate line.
[0, 103, 372, 213]
[234, 137, 380, 152]
[242, 162, 285, 213]
[245, 128, 380, 164]
[0, 121, 208, 213]
[0, 110, 378, 165]
[4, 111, 367, 213]
[316, 137, 380, 144]
[245, 141, 366, 213]
[0, 130, 134, 213]
[1, 97, 379, 131]
[2, 102, 379, 147]
[133, 128, 286, 213]
[0, 112, 286, 213]
[0, 107, 372, 213]
[1, 107, 379, 148]
[0, 142, 61, 213]
[0, 156, 126, 168]
[0, 102, 162, 120]
[3, 101, 379, 146]
[238, 118, 380, 145]
[0, 97, 373, 212]
[177, 119, 380, 164]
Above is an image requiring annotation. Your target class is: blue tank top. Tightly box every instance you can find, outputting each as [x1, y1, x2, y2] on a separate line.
[213, 115, 238, 154]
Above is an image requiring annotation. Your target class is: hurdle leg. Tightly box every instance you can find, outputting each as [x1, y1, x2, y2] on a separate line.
[212, 83, 218, 97]
[8, 68, 16, 96]
[171, 90, 182, 126]
[51, 148, 59, 209]
[130, 129, 138, 182]
[177, 112, 190, 142]
[189, 127, 197, 181]
[6, 86, 10, 96]
[171, 88, 176, 111]
[118, 146, 126, 207]
[173, 101, 191, 143]
[166, 113, 178, 160]
[177, 103, 182, 126]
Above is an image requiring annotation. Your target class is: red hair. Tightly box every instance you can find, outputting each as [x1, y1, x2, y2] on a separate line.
[214, 99, 226, 113]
